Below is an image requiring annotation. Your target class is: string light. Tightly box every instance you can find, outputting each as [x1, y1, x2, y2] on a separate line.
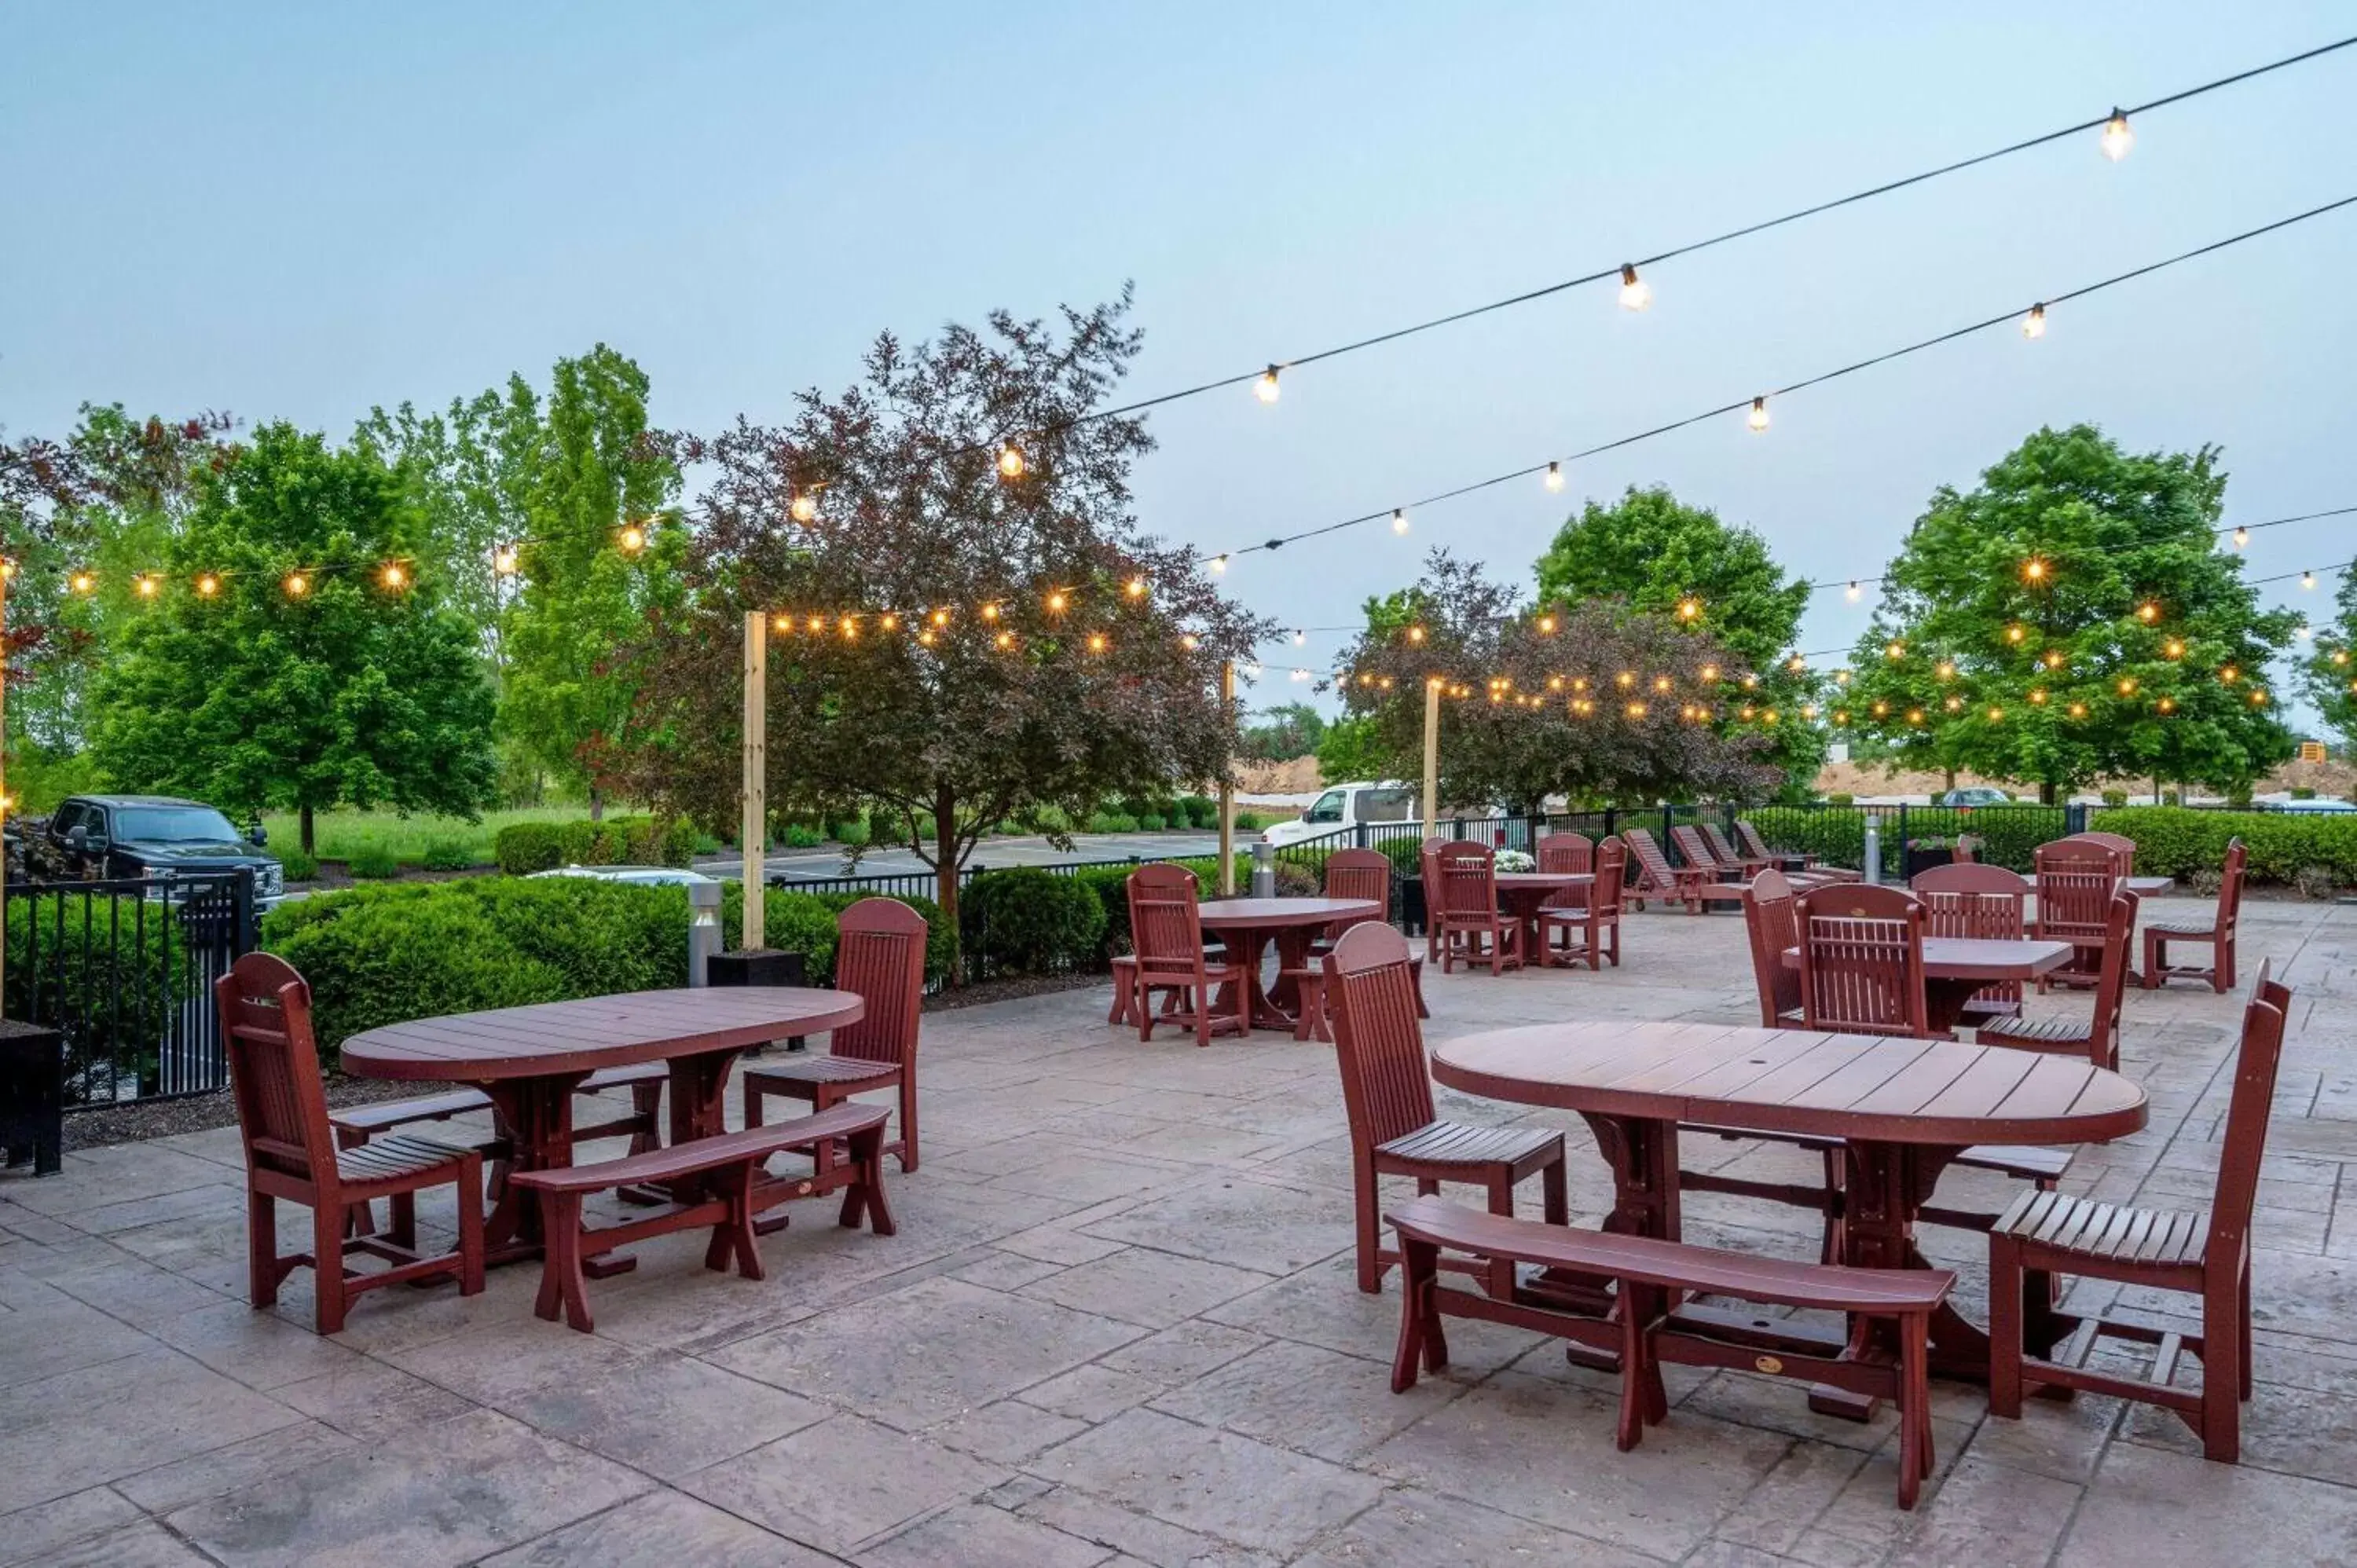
[1255, 365, 1281, 404]
[880, 613, 899, 632]
[2043, 649, 2065, 669]
[1943, 694, 1963, 713]
[1653, 674, 1673, 693]
[2233, 526, 2249, 549]
[196, 573, 219, 598]
[2221, 665, 2240, 683]
[2117, 677, 2139, 696]
[1046, 590, 1067, 613]
[1626, 701, 1648, 719]
[1747, 397, 1770, 433]
[1293, 628, 1307, 646]
[2006, 622, 2027, 643]
[930, 608, 951, 628]
[2069, 701, 2089, 719]
[839, 617, 858, 640]
[995, 629, 1016, 650]
[996, 444, 1025, 480]
[1406, 625, 1426, 644]
[2029, 688, 2048, 705]
[1537, 614, 1557, 635]
[380, 562, 407, 591]
[1834, 669, 1851, 686]
[2136, 601, 2161, 623]
[0, 559, 13, 581]
[1740, 673, 1758, 690]
[1886, 639, 1905, 660]
[1699, 662, 1720, 682]
[1391, 508, 1409, 536]
[493, 544, 519, 575]
[1181, 632, 1200, 650]
[981, 603, 1001, 621]
[1906, 708, 1925, 726]
[1545, 460, 1565, 493]
[1209, 555, 1229, 574]
[69, 570, 95, 595]
[1618, 263, 1651, 311]
[2303, 569, 2318, 589]
[2101, 108, 2134, 161]
[1871, 700, 1890, 717]
[1935, 660, 1956, 680]
[918, 628, 937, 647]
[1088, 632, 1109, 654]
[790, 491, 819, 523]
[284, 572, 310, 598]
[2022, 557, 2049, 584]
[2022, 303, 2047, 339]
[2158, 695, 2176, 713]
[134, 574, 158, 599]
[1125, 576, 1148, 599]
[2249, 688, 2269, 707]
[807, 614, 825, 633]
[1677, 597, 1702, 621]
[2165, 638, 2185, 659]
[1787, 655, 1807, 673]
[1987, 706, 2004, 722]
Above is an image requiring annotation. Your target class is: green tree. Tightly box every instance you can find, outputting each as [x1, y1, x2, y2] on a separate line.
[2299, 569, 2357, 746]
[1314, 714, 1387, 786]
[1534, 485, 1824, 796]
[87, 423, 499, 852]
[1840, 427, 2296, 802]
[500, 346, 680, 815]
[1240, 702, 1325, 762]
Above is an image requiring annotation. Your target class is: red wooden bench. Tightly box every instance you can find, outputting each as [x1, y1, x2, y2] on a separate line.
[1387, 1195, 1948, 1508]
[509, 1101, 893, 1333]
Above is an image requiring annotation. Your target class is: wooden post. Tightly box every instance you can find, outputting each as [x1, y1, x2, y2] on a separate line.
[1, 566, 9, 1015]
[1421, 677, 1442, 838]
[741, 610, 766, 950]
[1217, 659, 1237, 896]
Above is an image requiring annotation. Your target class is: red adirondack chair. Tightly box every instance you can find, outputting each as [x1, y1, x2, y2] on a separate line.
[1669, 824, 1739, 885]
[1989, 961, 2292, 1462]
[1912, 862, 2031, 1024]
[1127, 863, 1252, 1046]
[1620, 826, 1714, 914]
[1794, 884, 1934, 1039]
[744, 897, 927, 1185]
[1979, 891, 2138, 1070]
[1321, 921, 1567, 1296]
[1540, 837, 1625, 969]
[1743, 868, 1805, 1028]
[218, 954, 485, 1334]
[2033, 839, 2118, 989]
[1431, 840, 1522, 974]
[2143, 837, 2247, 993]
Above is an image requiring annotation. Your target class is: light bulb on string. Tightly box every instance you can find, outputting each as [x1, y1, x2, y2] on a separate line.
[1617, 263, 1651, 311]
[2043, 649, 2065, 670]
[2232, 527, 2249, 550]
[996, 444, 1025, 480]
[1254, 365, 1281, 404]
[196, 573, 219, 598]
[1944, 695, 1963, 713]
[134, 574, 158, 599]
[493, 544, 519, 575]
[1208, 554, 1228, 574]
[69, 570, 95, 595]
[381, 562, 407, 591]
[1544, 460, 1564, 493]
[2302, 570, 2317, 589]
[1292, 628, 1306, 646]
[2136, 601, 2160, 624]
[2249, 689, 2268, 707]
[1391, 508, 1409, 536]
[1087, 632, 1109, 654]
[880, 613, 899, 632]
[1699, 663, 1719, 682]
[1046, 590, 1067, 614]
[2296, 622, 2313, 640]
[1747, 397, 1769, 433]
[2100, 108, 2133, 161]
[1677, 597, 1701, 621]
[2006, 622, 2026, 644]
[2117, 677, 2139, 696]
[790, 491, 819, 523]
[1125, 576, 1147, 599]
[284, 572, 310, 598]
[2158, 695, 2176, 713]
[2022, 303, 2047, 339]
[1537, 614, 1556, 635]
[2022, 557, 2048, 584]
[1886, 639, 1905, 661]
[1846, 581, 1860, 602]
[806, 614, 825, 633]
[1406, 625, 1426, 644]
[1180, 632, 1199, 650]
[2165, 638, 2186, 659]
[1834, 669, 1850, 686]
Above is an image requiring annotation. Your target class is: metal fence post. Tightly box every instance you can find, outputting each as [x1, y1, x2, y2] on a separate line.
[2066, 802, 2088, 835]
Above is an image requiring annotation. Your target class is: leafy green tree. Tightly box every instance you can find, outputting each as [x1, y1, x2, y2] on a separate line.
[1334, 551, 1780, 812]
[1840, 426, 2296, 802]
[500, 346, 681, 815]
[2299, 570, 2357, 746]
[88, 423, 499, 852]
[1240, 702, 1325, 762]
[1314, 714, 1387, 786]
[1534, 485, 1824, 796]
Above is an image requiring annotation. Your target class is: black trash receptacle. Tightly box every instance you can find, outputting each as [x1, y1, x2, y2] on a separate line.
[707, 948, 809, 1050]
[0, 1019, 64, 1176]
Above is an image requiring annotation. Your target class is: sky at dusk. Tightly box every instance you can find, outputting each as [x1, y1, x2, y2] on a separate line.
[6, 3, 2353, 721]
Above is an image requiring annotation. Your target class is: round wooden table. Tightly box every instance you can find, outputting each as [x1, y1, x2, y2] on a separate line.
[1782, 936, 2074, 1035]
[1490, 872, 1594, 962]
[1431, 1019, 2146, 1399]
[1193, 897, 1383, 1031]
[343, 987, 863, 1258]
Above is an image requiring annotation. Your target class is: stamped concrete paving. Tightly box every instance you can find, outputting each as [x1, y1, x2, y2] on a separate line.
[5, 893, 2355, 1565]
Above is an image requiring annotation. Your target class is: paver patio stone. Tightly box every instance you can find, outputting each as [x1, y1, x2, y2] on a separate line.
[0, 1487, 144, 1567]
[1149, 1337, 1468, 1462]
[1079, 1178, 1358, 1276]
[2061, 1437, 2357, 1564]
[24, 1521, 212, 1566]
[504, 1356, 829, 1480]
[474, 1489, 835, 1566]
[1288, 1484, 1658, 1566]
[1019, 1243, 1274, 1328]
[858, 1500, 1117, 1567]
[678, 1412, 1008, 1555]
[112, 1420, 358, 1515]
[927, 1399, 1092, 1464]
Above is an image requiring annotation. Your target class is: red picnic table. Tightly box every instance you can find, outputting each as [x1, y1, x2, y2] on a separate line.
[1194, 897, 1382, 1031]
[1783, 935, 2073, 1035]
[1431, 1019, 2146, 1405]
[341, 987, 864, 1262]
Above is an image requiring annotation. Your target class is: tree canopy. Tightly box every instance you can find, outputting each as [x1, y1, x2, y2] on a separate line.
[1239, 702, 1325, 762]
[2299, 568, 2357, 748]
[1332, 552, 1781, 811]
[1839, 426, 2296, 800]
[86, 423, 499, 850]
[1532, 485, 1824, 795]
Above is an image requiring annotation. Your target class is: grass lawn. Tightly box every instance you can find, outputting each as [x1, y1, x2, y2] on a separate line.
[257, 804, 586, 865]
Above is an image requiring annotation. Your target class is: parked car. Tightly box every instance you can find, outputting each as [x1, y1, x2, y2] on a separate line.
[1260, 781, 1502, 849]
[2274, 797, 2357, 814]
[1937, 787, 2015, 808]
[528, 864, 721, 888]
[27, 795, 287, 906]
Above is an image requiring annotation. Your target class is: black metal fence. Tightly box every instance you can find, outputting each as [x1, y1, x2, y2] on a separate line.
[5, 871, 258, 1108]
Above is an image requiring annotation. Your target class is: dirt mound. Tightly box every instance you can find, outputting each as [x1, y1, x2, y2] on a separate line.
[1236, 757, 1323, 794]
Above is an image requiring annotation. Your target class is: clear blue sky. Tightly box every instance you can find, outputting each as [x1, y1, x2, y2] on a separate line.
[6, 3, 2352, 721]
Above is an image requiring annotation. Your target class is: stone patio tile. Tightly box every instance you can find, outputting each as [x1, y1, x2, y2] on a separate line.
[504, 1355, 829, 1480]
[165, 1407, 650, 1568]
[20, 1521, 212, 1566]
[476, 1488, 834, 1566]
[148, 1297, 368, 1390]
[0, 1344, 303, 1514]
[709, 1275, 1141, 1430]
[113, 1420, 358, 1514]
[269, 1361, 476, 1442]
[1704, 1438, 1874, 1561]
[1882, 1453, 2084, 1567]
[42, 1254, 230, 1328]
[1094, 1320, 1270, 1386]
[1025, 1408, 1384, 1556]
[1961, 1382, 2127, 1483]
[1020, 1363, 1162, 1422]
[680, 1412, 1007, 1556]
[1202, 1254, 1543, 1373]
[1363, 1367, 1788, 1559]
[995, 1225, 1131, 1266]
[950, 1248, 1072, 1291]
[1079, 1177, 1357, 1277]
[2117, 1372, 2357, 1489]
[68, 1183, 246, 1238]
[0, 1145, 230, 1218]
[927, 1399, 1091, 1464]
[1014, 1486, 1280, 1568]
[1292, 1484, 1656, 1566]
[0, 1488, 143, 1567]
[1783, 1416, 1976, 1567]
[1149, 1337, 1466, 1462]
[857, 1501, 1115, 1567]
[1018, 1244, 1273, 1329]
[2062, 1438, 2357, 1564]
[382, 1313, 654, 1407]
[0, 1287, 156, 1390]
[988, 1152, 1193, 1206]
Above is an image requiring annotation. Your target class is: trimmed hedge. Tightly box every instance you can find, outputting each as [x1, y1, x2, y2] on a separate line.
[493, 815, 698, 874]
[965, 867, 1107, 973]
[2090, 807, 2357, 885]
[1742, 806, 2068, 874]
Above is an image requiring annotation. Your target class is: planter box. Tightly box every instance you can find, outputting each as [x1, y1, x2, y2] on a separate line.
[0, 1019, 64, 1176]
[707, 948, 809, 1050]
[1904, 847, 1956, 880]
[1399, 876, 1428, 936]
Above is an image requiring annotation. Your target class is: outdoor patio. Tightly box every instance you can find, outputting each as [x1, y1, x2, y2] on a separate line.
[3, 892, 2354, 1567]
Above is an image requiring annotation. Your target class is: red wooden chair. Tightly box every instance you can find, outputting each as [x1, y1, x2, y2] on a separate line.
[1539, 837, 1624, 969]
[2033, 839, 2118, 990]
[1620, 826, 1714, 914]
[1743, 868, 1805, 1028]
[1432, 840, 1521, 974]
[1794, 884, 1934, 1039]
[2065, 830, 2138, 875]
[217, 954, 485, 1334]
[1127, 863, 1252, 1046]
[1912, 862, 2031, 1025]
[1302, 847, 1426, 1023]
[1533, 831, 1593, 959]
[1989, 962, 2293, 1462]
[1979, 891, 2138, 1070]
[1321, 921, 1567, 1296]
[2144, 837, 2247, 994]
[743, 897, 927, 1192]
[1700, 822, 1770, 878]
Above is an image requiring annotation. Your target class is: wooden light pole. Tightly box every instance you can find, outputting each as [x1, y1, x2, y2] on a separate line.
[741, 610, 766, 946]
[1420, 676, 1442, 837]
[1217, 659, 1237, 896]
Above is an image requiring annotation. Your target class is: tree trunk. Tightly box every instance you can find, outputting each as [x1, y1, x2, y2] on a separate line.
[1943, 767, 1958, 793]
[299, 802, 316, 855]
[2039, 779, 2057, 805]
[588, 787, 604, 822]
[934, 785, 963, 985]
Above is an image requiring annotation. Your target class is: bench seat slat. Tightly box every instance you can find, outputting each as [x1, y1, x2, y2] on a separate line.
[511, 1103, 888, 1194]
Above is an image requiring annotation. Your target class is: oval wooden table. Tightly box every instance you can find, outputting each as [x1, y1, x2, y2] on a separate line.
[344, 987, 864, 1259]
[1193, 897, 1383, 1031]
[1781, 935, 2074, 1035]
[1431, 1019, 2146, 1405]
[1489, 872, 1595, 963]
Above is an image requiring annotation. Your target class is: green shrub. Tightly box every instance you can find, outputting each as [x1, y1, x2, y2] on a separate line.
[2093, 806, 2357, 886]
[493, 821, 566, 874]
[418, 836, 477, 872]
[1176, 794, 1217, 829]
[965, 867, 1108, 973]
[1084, 811, 1139, 834]
[1234, 810, 1265, 831]
[347, 844, 401, 879]
[276, 849, 320, 883]
[1272, 861, 1319, 897]
[1135, 813, 1168, 831]
[1825, 792, 1854, 807]
[498, 814, 695, 871]
[2101, 789, 2128, 809]
[783, 823, 823, 848]
[2291, 786, 2317, 800]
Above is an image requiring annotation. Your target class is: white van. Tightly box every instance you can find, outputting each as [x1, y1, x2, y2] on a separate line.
[1261, 782, 1421, 848]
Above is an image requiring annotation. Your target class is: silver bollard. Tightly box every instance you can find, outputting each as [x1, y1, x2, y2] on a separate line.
[1251, 841, 1276, 899]
[687, 880, 722, 985]
[1862, 813, 1882, 886]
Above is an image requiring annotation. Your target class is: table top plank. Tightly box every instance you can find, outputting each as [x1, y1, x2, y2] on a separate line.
[343, 987, 866, 1083]
[1779, 936, 2074, 982]
[1194, 898, 1384, 930]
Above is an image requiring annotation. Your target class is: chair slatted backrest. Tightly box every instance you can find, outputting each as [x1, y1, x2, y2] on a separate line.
[1321, 921, 1436, 1148]
[1912, 863, 2030, 1011]
[1321, 847, 1394, 918]
[2087, 889, 2141, 1068]
[2033, 840, 2117, 947]
[1417, 835, 1449, 908]
[1699, 822, 1753, 870]
[1588, 837, 1628, 920]
[2066, 830, 2137, 876]
[2206, 959, 2292, 1266]
[829, 897, 928, 1067]
[1669, 824, 1724, 875]
[1619, 827, 1680, 889]
[1734, 819, 1780, 866]
[1434, 840, 1501, 921]
[215, 952, 337, 1186]
[1127, 863, 1208, 984]
[1795, 884, 1931, 1038]
[1536, 832, 1592, 875]
[1743, 867, 1802, 1026]
[2216, 837, 2249, 939]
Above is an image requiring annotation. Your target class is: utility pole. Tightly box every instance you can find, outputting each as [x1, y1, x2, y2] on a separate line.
[1217, 660, 1237, 896]
[741, 610, 766, 949]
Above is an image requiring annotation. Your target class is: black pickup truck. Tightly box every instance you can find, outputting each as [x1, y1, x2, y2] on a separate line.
[20, 794, 286, 906]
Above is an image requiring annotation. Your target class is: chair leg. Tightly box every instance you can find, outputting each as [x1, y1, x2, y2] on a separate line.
[310, 1201, 349, 1335]
[247, 1189, 280, 1309]
[808, 1083, 844, 1185]
[1484, 1172, 1518, 1300]
[626, 1079, 663, 1156]
[2216, 935, 2234, 995]
[453, 1156, 486, 1297]
[1353, 1155, 1384, 1293]
[1987, 1234, 2025, 1420]
[387, 1190, 417, 1251]
[2201, 1277, 2242, 1461]
[1615, 1285, 1648, 1452]
[2142, 929, 2164, 989]
[1409, 959, 1430, 1020]
[896, 1073, 919, 1174]
[1898, 1310, 1930, 1510]
[1542, 1158, 1568, 1227]
[1109, 961, 1134, 1026]
[2238, 1255, 2254, 1401]
[1391, 1236, 1439, 1392]
[742, 1077, 767, 1130]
